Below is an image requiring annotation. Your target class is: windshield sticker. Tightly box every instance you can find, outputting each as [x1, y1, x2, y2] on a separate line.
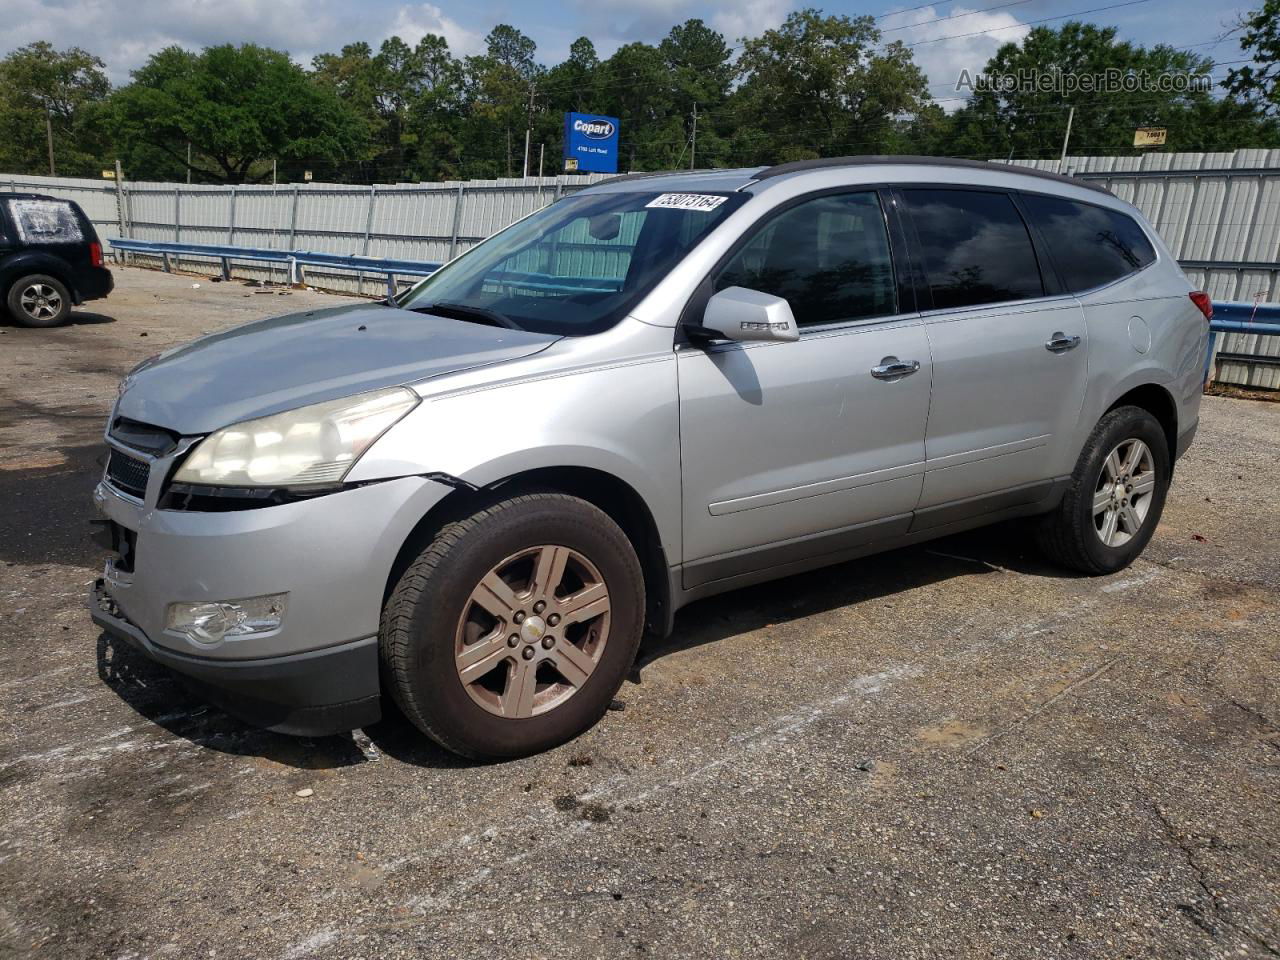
[7, 200, 82, 244]
[645, 193, 728, 212]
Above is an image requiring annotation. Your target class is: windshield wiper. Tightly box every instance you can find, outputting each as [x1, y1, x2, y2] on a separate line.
[409, 301, 522, 330]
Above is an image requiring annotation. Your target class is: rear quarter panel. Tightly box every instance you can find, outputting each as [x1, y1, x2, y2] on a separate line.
[1070, 259, 1206, 467]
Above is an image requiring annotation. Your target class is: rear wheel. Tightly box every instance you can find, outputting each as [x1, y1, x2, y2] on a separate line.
[1036, 405, 1170, 574]
[380, 492, 644, 759]
[6, 274, 72, 327]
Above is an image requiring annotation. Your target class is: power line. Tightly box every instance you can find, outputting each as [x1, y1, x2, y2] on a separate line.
[881, 0, 1039, 34]
[904, 0, 1153, 46]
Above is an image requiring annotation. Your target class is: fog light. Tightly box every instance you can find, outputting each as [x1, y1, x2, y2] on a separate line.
[165, 593, 288, 644]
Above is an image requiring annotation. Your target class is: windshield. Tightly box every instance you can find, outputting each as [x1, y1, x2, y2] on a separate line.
[399, 190, 748, 336]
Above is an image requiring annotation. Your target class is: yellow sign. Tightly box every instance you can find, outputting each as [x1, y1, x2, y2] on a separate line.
[303, 170, 314, 182]
[1134, 127, 1167, 148]
[564, 157, 579, 172]
[101, 169, 116, 179]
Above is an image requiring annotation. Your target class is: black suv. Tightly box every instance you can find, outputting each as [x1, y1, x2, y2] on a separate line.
[0, 192, 113, 327]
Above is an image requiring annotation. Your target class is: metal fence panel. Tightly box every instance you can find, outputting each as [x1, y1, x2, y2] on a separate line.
[5, 156, 1278, 385]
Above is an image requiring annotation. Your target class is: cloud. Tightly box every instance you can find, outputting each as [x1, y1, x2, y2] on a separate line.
[388, 3, 484, 56]
[551, 0, 792, 58]
[0, 0, 491, 80]
[710, 0, 793, 44]
[879, 4, 1031, 111]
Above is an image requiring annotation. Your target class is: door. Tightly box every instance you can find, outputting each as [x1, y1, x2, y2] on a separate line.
[898, 188, 1089, 514]
[677, 190, 933, 588]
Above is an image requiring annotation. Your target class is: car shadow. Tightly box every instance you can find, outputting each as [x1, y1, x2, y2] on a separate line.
[93, 629, 514, 770]
[0, 308, 116, 328]
[632, 520, 1081, 678]
[91, 520, 1076, 771]
[66, 309, 117, 326]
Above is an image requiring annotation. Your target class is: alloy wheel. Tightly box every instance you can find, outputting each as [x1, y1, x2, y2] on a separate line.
[19, 283, 62, 322]
[453, 544, 611, 718]
[1092, 437, 1157, 547]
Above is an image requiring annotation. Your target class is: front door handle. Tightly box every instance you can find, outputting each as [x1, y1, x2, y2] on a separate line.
[870, 357, 921, 380]
[1046, 333, 1082, 353]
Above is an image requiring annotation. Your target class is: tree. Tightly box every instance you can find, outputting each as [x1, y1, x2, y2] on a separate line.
[460, 25, 543, 177]
[543, 38, 600, 117]
[0, 42, 112, 176]
[660, 20, 736, 168]
[111, 44, 366, 183]
[947, 23, 1245, 159]
[314, 36, 463, 182]
[598, 42, 683, 171]
[729, 9, 931, 164]
[1225, 0, 1280, 118]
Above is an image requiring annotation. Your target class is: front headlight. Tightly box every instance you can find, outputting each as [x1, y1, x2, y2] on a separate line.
[172, 387, 419, 488]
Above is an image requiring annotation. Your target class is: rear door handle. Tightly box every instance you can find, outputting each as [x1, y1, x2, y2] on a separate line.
[870, 357, 921, 380]
[1046, 333, 1081, 353]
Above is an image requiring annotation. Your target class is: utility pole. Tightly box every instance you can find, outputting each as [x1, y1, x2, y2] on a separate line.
[114, 159, 128, 261]
[522, 83, 536, 178]
[186, 142, 192, 184]
[45, 108, 55, 176]
[1059, 105, 1075, 171]
[538, 143, 544, 179]
[272, 157, 277, 186]
[690, 101, 698, 171]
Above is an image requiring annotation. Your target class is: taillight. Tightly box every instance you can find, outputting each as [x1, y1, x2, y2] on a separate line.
[1189, 291, 1212, 321]
[89, 240, 103, 268]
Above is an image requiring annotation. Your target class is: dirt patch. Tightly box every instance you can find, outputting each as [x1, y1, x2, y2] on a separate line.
[1204, 383, 1280, 403]
[915, 720, 988, 748]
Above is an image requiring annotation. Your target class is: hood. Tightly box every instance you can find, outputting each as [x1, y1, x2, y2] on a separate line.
[115, 303, 559, 434]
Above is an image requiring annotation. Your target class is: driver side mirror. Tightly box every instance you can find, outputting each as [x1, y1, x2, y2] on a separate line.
[693, 286, 800, 344]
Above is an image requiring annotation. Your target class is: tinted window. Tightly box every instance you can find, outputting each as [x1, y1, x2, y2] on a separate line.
[716, 191, 897, 326]
[1020, 194, 1156, 292]
[902, 189, 1043, 309]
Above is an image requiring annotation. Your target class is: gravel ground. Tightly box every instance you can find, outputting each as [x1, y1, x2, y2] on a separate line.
[1, 267, 1277, 960]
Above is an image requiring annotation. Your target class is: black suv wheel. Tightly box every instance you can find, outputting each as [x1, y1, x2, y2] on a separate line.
[7, 274, 72, 327]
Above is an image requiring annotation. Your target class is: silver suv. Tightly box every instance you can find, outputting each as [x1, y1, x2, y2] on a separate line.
[91, 157, 1208, 758]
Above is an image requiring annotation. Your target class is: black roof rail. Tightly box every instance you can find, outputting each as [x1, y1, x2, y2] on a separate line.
[752, 155, 1111, 195]
[0, 191, 58, 200]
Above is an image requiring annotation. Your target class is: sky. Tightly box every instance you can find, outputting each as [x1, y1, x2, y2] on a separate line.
[0, 0, 1256, 107]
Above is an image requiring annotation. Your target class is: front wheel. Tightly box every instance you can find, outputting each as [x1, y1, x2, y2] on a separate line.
[380, 492, 645, 759]
[6, 274, 72, 327]
[1036, 405, 1171, 575]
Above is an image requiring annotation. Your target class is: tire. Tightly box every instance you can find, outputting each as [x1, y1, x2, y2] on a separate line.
[380, 492, 645, 759]
[6, 274, 72, 328]
[1036, 405, 1171, 575]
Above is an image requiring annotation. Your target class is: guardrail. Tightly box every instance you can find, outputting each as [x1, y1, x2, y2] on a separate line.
[1206, 301, 1280, 384]
[108, 238, 442, 299]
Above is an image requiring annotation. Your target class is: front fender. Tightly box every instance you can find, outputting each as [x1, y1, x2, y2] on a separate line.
[348, 355, 683, 562]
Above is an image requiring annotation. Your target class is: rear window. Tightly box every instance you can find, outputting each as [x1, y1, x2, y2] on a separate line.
[6, 199, 83, 244]
[1020, 194, 1156, 292]
[901, 189, 1044, 310]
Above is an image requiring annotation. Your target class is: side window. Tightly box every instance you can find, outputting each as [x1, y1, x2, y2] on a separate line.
[901, 189, 1044, 310]
[715, 191, 897, 326]
[1020, 194, 1156, 292]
